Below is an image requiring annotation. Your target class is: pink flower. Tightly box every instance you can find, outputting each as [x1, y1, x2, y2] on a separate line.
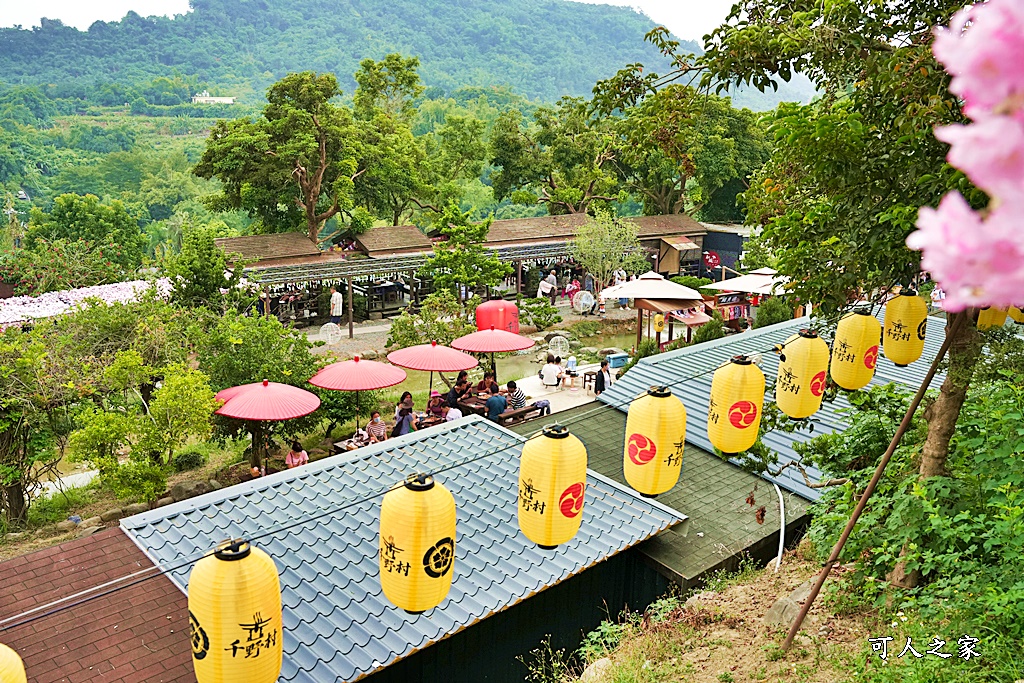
[910, 192, 1024, 310]
[933, 1, 1024, 121]
[936, 117, 1024, 197]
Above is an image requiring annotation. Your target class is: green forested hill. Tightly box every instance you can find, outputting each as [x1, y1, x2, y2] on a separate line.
[0, 0, 694, 103]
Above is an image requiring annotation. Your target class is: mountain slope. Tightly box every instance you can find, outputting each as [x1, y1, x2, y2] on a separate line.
[0, 0, 694, 103]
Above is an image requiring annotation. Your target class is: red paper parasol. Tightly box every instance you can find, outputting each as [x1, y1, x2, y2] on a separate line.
[308, 355, 407, 391]
[215, 380, 321, 421]
[387, 341, 478, 395]
[451, 327, 534, 381]
[308, 355, 407, 429]
[214, 380, 321, 476]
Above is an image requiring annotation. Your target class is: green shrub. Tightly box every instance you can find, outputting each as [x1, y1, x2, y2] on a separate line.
[101, 458, 167, 503]
[28, 487, 94, 527]
[693, 312, 727, 344]
[670, 275, 713, 291]
[519, 297, 562, 330]
[568, 320, 601, 338]
[172, 450, 207, 472]
[753, 296, 793, 328]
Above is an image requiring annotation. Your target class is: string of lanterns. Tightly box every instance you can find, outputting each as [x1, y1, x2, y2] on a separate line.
[6, 293, 1005, 682]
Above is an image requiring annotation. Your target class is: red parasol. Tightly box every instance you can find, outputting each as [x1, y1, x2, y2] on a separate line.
[215, 380, 321, 421]
[387, 341, 478, 396]
[214, 380, 321, 476]
[451, 327, 535, 381]
[308, 355, 407, 428]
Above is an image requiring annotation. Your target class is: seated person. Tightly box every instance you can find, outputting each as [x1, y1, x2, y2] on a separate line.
[540, 358, 563, 388]
[505, 381, 527, 410]
[475, 371, 500, 395]
[447, 379, 472, 407]
[427, 391, 446, 417]
[394, 391, 414, 421]
[485, 391, 508, 422]
[286, 441, 309, 468]
[444, 404, 463, 421]
[367, 411, 388, 443]
[394, 407, 417, 436]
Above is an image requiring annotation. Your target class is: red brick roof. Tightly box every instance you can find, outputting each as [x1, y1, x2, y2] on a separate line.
[0, 528, 194, 683]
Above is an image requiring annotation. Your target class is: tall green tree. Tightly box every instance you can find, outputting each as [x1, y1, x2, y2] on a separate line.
[353, 54, 425, 121]
[607, 86, 769, 217]
[194, 72, 361, 243]
[26, 193, 145, 268]
[567, 213, 649, 292]
[164, 221, 247, 310]
[692, 1, 981, 586]
[490, 98, 620, 215]
[420, 203, 511, 304]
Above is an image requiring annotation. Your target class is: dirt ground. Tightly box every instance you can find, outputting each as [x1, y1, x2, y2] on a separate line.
[581, 547, 871, 683]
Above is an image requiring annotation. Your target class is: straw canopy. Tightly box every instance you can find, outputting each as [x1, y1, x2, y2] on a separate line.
[308, 355, 407, 392]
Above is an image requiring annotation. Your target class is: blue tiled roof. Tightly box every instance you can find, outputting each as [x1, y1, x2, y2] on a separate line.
[120, 417, 685, 683]
[598, 311, 951, 501]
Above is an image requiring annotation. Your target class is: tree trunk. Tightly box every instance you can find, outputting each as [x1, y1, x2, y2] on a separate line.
[4, 481, 27, 528]
[889, 313, 980, 589]
[919, 315, 981, 478]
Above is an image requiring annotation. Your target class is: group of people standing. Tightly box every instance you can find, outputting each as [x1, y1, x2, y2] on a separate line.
[535, 267, 634, 315]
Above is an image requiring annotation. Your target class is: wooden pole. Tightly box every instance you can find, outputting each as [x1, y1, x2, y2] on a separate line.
[782, 311, 968, 650]
[347, 277, 354, 339]
[516, 261, 523, 295]
[636, 308, 642, 350]
[668, 320, 675, 345]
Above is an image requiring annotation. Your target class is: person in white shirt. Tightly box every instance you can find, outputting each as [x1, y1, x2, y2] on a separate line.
[540, 357, 563, 388]
[443, 405, 463, 421]
[330, 286, 344, 324]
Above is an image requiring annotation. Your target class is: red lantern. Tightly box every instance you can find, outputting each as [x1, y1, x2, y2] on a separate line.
[475, 300, 520, 334]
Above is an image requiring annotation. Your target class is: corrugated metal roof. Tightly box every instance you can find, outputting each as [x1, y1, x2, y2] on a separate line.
[598, 311, 951, 501]
[120, 417, 684, 683]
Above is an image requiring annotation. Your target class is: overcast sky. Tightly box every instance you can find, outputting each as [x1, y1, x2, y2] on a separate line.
[0, 0, 737, 41]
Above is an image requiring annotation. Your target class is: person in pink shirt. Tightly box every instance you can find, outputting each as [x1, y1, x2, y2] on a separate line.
[286, 441, 309, 468]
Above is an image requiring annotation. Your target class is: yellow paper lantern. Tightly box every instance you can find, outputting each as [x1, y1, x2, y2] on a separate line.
[380, 473, 456, 614]
[188, 540, 282, 683]
[623, 386, 686, 497]
[0, 643, 26, 683]
[830, 310, 881, 391]
[518, 424, 588, 548]
[883, 291, 928, 367]
[653, 314, 666, 333]
[775, 330, 830, 419]
[708, 356, 765, 455]
[977, 307, 1008, 330]
[1008, 306, 1024, 325]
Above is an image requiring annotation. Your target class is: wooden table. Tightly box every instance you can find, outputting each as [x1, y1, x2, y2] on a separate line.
[417, 415, 445, 430]
[458, 396, 489, 417]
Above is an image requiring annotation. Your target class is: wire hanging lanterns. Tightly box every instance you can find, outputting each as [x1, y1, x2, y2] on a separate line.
[623, 386, 686, 496]
[380, 473, 456, 614]
[775, 330, 830, 420]
[708, 356, 765, 455]
[883, 291, 928, 367]
[518, 424, 588, 548]
[830, 310, 881, 391]
[977, 307, 1008, 330]
[188, 540, 283, 683]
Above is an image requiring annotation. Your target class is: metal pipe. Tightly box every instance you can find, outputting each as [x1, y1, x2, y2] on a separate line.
[782, 311, 967, 650]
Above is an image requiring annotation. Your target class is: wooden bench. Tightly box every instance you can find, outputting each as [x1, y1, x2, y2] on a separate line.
[496, 404, 543, 427]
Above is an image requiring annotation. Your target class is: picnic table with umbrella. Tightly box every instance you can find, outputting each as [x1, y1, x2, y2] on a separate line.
[308, 354, 407, 429]
[386, 340, 478, 397]
[451, 326, 535, 383]
[214, 379, 321, 476]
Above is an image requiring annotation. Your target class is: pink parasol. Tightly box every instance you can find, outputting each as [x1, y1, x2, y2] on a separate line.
[308, 355, 407, 428]
[214, 380, 321, 475]
[451, 327, 535, 381]
[387, 341, 478, 396]
[215, 380, 321, 421]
